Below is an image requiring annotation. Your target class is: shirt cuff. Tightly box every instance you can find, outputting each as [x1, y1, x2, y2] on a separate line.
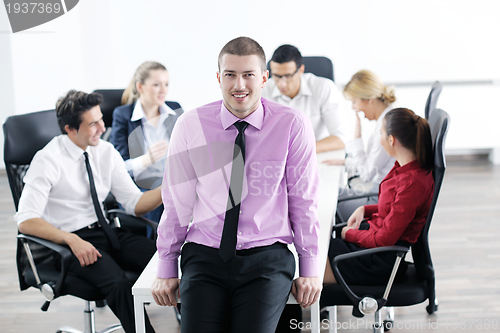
[156, 256, 179, 279]
[344, 228, 358, 243]
[298, 256, 320, 277]
[127, 156, 147, 178]
[364, 204, 378, 217]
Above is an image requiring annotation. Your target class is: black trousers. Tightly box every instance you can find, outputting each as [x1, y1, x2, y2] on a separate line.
[179, 242, 295, 333]
[66, 227, 157, 333]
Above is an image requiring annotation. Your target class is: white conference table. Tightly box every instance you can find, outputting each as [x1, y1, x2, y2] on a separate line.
[133, 150, 344, 333]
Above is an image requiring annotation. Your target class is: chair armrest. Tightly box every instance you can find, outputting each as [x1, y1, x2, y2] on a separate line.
[338, 191, 379, 203]
[107, 208, 158, 240]
[17, 234, 72, 305]
[331, 246, 410, 316]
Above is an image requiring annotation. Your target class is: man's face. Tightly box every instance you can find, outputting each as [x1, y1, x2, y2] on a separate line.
[217, 54, 268, 119]
[66, 105, 106, 150]
[269, 61, 304, 99]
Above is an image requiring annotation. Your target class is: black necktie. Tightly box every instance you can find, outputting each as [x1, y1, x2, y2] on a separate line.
[219, 121, 249, 262]
[83, 152, 121, 251]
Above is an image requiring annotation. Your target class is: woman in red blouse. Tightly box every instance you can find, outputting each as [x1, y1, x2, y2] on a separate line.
[324, 108, 434, 285]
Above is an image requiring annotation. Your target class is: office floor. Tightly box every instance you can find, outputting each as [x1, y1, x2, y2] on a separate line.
[1, 156, 499, 333]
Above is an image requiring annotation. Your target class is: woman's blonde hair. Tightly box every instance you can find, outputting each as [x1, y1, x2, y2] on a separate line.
[121, 61, 167, 105]
[343, 69, 396, 105]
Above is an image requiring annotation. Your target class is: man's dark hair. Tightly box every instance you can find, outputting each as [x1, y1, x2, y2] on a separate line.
[56, 90, 103, 134]
[271, 44, 303, 69]
[218, 36, 266, 72]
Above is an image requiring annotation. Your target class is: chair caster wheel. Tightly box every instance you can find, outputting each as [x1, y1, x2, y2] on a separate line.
[383, 320, 393, 331]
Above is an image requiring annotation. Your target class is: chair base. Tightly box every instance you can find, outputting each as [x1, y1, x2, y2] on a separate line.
[56, 300, 122, 333]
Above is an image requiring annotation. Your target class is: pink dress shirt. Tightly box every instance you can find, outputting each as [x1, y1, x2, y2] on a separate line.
[157, 98, 320, 279]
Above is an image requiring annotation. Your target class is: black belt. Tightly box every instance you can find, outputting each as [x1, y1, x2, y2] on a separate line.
[236, 242, 287, 256]
[75, 221, 116, 233]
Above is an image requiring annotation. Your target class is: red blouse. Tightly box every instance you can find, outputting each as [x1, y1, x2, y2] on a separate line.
[345, 160, 434, 248]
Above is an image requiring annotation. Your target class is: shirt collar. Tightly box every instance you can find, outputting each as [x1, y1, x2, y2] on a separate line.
[270, 73, 313, 100]
[377, 104, 394, 126]
[61, 134, 88, 161]
[393, 159, 422, 174]
[220, 100, 264, 131]
[131, 98, 176, 122]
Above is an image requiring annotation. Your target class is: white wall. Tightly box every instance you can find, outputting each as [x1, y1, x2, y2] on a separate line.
[1, 0, 500, 167]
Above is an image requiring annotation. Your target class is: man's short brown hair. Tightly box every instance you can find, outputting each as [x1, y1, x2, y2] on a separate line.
[218, 36, 266, 72]
[56, 90, 103, 134]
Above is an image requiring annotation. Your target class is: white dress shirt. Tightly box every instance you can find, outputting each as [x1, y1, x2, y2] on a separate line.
[15, 135, 143, 233]
[262, 72, 347, 144]
[126, 98, 177, 177]
[344, 105, 396, 184]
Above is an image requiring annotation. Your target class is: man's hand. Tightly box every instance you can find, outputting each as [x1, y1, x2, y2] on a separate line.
[66, 233, 102, 267]
[291, 276, 322, 308]
[151, 277, 180, 307]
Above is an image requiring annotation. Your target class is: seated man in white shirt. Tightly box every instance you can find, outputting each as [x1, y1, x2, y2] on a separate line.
[14, 90, 161, 333]
[262, 44, 346, 152]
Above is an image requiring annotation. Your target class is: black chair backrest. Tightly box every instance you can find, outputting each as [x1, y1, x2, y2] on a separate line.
[3, 110, 61, 210]
[92, 89, 124, 128]
[412, 108, 450, 279]
[424, 81, 443, 119]
[267, 56, 334, 82]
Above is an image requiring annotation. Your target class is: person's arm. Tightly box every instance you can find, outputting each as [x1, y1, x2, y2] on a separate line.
[318, 80, 346, 151]
[110, 106, 132, 161]
[15, 151, 101, 267]
[19, 218, 101, 267]
[316, 135, 345, 153]
[152, 116, 194, 306]
[135, 187, 162, 216]
[286, 116, 322, 308]
[344, 180, 428, 248]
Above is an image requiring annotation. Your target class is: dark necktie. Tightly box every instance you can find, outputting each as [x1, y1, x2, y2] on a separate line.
[83, 152, 121, 251]
[219, 121, 249, 262]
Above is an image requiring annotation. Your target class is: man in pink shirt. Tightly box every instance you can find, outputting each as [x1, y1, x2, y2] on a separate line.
[151, 37, 321, 332]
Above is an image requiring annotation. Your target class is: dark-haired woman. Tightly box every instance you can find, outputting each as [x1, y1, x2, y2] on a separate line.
[324, 108, 435, 285]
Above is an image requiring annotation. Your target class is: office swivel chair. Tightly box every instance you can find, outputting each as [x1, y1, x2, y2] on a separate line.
[320, 108, 450, 333]
[267, 56, 335, 82]
[424, 81, 443, 119]
[92, 89, 125, 141]
[4, 109, 157, 333]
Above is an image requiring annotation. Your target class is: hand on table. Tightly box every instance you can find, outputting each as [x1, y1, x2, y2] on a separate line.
[151, 277, 180, 307]
[291, 276, 322, 308]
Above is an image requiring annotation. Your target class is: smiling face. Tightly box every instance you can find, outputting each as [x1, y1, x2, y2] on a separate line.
[137, 69, 169, 109]
[65, 105, 105, 150]
[217, 54, 268, 119]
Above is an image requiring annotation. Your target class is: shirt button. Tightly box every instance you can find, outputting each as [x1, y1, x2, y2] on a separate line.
[237, 244, 242, 249]
[238, 231, 242, 235]
[239, 210, 242, 214]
